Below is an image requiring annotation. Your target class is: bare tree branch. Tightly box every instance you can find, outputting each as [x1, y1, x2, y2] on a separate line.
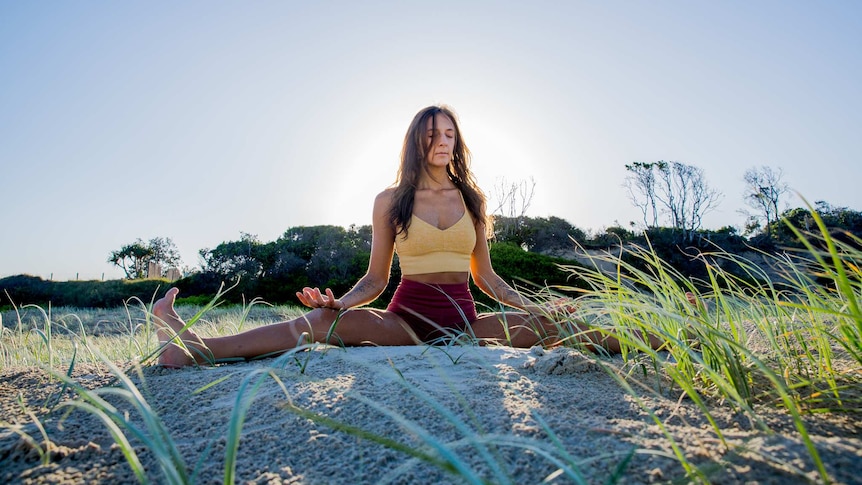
[743, 166, 789, 235]
[624, 160, 723, 238]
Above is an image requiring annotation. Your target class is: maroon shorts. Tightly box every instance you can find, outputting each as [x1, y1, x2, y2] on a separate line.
[386, 279, 478, 342]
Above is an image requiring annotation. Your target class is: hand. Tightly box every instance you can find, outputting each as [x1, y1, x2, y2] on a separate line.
[529, 298, 578, 317]
[550, 297, 579, 314]
[296, 287, 345, 310]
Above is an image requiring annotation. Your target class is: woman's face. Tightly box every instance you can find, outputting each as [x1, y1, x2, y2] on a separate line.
[424, 113, 456, 168]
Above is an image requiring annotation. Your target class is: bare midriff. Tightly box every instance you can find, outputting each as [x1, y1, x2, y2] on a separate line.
[402, 272, 470, 285]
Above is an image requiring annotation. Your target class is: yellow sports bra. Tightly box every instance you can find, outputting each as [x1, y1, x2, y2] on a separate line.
[395, 204, 477, 275]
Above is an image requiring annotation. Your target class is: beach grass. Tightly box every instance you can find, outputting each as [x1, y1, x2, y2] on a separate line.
[542, 217, 861, 482]
[1, 217, 861, 483]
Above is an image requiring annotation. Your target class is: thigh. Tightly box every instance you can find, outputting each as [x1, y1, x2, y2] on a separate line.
[469, 312, 558, 348]
[311, 308, 419, 346]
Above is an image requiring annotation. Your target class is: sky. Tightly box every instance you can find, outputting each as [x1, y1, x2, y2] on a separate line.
[1, 1, 860, 281]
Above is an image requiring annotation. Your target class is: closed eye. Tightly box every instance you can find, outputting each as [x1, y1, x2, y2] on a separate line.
[427, 130, 455, 138]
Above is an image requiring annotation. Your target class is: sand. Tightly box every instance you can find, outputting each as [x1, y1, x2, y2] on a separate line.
[1, 346, 860, 484]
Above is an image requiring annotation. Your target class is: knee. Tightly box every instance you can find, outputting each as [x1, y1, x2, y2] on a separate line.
[279, 310, 334, 341]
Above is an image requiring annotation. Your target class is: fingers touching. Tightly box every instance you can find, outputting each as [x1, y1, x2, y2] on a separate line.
[295, 287, 343, 310]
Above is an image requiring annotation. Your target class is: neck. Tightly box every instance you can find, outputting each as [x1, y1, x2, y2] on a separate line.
[418, 167, 455, 191]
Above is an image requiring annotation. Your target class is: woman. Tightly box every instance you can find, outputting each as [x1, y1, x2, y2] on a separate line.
[154, 105, 659, 367]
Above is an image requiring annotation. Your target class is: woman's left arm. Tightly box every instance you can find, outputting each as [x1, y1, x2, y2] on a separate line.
[469, 222, 546, 315]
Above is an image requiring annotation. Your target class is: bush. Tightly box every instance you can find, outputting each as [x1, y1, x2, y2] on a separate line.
[584, 225, 637, 249]
[0, 275, 170, 309]
[174, 294, 216, 306]
[475, 243, 589, 308]
[616, 227, 761, 289]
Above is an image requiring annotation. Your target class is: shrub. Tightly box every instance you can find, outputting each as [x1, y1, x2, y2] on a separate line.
[0, 275, 169, 309]
[474, 243, 589, 308]
[614, 227, 761, 290]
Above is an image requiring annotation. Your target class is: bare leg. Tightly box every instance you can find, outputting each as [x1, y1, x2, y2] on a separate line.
[470, 312, 666, 353]
[152, 288, 416, 368]
[469, 312, 556, 348]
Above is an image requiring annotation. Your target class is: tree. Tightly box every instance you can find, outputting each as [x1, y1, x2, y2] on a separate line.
[199, 232, 266, 279]
[304, 225, 372, 292]
[196, 225, 377, 302]
[763, 202, 862, 249]
[524, 216, 585, 253]
[624, 160, 722, 239]
[148, 237, 182, 270]
[108, 241, 152, 279]
[490, 176, 536, 218]
[742, 166, 789, 236]
[108, 237, 182, 279]
[492, 215, 583, 252]
[623, 161, 660, 228]
[490, 177, 537, 246]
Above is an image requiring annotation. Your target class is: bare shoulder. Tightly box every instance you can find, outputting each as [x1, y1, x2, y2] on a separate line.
[373, 187, 397, 219]
[376, 186, 396, 201]
[374, 187, 397, 209]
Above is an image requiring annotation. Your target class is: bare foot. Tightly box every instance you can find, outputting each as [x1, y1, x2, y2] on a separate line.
[153, 288, 209, 368]
[685, 292, 696, 305]
[685, 291, 706, 312]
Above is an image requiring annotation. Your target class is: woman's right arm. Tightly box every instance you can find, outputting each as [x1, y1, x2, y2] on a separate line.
[296, 189, 396, 310]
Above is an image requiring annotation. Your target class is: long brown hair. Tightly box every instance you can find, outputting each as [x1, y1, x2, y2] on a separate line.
[388, 105, 489, 238]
